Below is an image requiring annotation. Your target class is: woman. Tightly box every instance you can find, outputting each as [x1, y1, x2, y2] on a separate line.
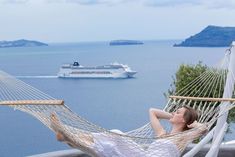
[148, 106, 205, 156]
[50, 106, 205, 157]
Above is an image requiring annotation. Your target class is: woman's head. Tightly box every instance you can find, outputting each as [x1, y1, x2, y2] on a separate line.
[170, 106, 198, 131]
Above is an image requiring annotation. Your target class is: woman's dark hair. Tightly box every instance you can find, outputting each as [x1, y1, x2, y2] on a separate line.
[183, 106, 198, 131]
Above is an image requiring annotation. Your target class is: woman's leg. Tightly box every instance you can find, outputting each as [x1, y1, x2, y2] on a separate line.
[50, 113, 94, 147]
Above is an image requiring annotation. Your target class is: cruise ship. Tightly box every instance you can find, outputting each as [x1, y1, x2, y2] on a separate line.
[58, 62, 137, 78]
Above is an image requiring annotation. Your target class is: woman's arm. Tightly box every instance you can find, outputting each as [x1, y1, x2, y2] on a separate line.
[149, 108, 173, 136]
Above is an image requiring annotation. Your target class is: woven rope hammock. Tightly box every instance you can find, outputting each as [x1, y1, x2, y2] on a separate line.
[1, 45, 235, 157]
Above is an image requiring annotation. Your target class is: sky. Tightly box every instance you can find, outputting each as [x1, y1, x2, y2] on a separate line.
[1, 0, 235, 42]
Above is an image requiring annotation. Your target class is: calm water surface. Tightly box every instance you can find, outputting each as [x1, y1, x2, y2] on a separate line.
[0, 41, 234, 157]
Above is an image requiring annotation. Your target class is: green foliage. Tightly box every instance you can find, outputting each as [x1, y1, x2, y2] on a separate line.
[175, 61, 207, 94]
[228, 109, 235, 123]
[166, 61, 235, 123]
[165, 61, 207, 97]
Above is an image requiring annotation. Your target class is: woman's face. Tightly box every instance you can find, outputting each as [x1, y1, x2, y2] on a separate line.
[169, 107, 186, 124]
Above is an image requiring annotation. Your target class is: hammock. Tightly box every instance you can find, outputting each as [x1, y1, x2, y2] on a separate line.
[1, 45, 235, 157]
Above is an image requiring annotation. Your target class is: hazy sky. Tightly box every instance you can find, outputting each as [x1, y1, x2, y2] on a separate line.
[1, 0, 235, 42]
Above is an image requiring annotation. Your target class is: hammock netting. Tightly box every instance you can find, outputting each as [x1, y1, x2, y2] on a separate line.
[1, 48, 235, 157]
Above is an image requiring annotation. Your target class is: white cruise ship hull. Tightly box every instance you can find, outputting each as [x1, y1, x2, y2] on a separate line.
[58, 73, 134, 78]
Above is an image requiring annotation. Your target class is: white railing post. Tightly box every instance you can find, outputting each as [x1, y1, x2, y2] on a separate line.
[183, 128, 215, 157]
[206, 123, 228, 157]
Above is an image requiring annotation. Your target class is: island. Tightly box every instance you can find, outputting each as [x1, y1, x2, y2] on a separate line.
[0, 39, 48, 48]
[174, 25, 235, 47]
[109, 40, 144, 46]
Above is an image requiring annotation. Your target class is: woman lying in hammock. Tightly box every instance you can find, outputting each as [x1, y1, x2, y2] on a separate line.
[50, 106, 207, 157]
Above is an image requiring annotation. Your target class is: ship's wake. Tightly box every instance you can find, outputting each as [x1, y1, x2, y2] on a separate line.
[16, 75, 58, 79]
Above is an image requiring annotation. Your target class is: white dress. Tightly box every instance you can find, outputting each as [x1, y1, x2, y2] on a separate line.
[59, 125, 180, 157]
[91, 133, 180, 157]
[146, 139, 180, 157]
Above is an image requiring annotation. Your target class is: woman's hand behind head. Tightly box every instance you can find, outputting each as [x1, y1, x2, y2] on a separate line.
[187, 121, 203, 128]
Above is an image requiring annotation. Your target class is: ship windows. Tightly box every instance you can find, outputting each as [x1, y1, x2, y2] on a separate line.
[71, 71, 111, 74]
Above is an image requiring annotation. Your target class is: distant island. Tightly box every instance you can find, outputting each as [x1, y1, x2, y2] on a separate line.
[109, 40, 144, 46]
[174, 25, 235, 47]
[0, 39, 48, 48]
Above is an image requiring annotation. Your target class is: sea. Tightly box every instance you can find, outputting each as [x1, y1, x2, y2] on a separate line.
[0, 40, 234, 157]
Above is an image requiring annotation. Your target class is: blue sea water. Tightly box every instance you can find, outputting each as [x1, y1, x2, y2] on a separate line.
[0, 40, 234, 157]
